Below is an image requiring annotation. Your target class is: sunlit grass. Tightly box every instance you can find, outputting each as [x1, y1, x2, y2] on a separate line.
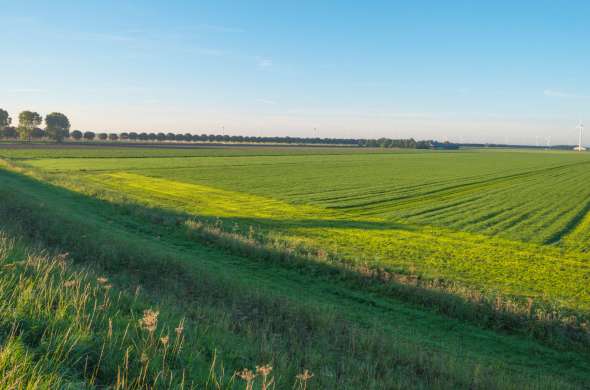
[80, 171, 590, 313]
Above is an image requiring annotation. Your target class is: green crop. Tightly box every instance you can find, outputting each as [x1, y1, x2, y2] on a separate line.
[11, 148, 590, 313]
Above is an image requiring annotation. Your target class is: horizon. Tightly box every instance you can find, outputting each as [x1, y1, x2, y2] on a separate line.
[2, 1, 590, 145]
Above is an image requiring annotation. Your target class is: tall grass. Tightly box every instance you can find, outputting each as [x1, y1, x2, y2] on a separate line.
[0, 234, 195, 388]
[0, 232, 323, 388]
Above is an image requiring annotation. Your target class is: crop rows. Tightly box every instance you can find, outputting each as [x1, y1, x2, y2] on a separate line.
[24, 149, 590, 245]
[10, 148, 590, 312]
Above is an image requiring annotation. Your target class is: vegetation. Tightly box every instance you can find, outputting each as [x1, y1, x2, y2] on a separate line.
[71, 130, 83, 140]
[0, 224, 328, 388]
[0, 108, 11, 130]
[11, 148, 590, 308]
[1, 145, 590, 388]
[0, 109, 72, 143]
[45, 112, 71, 142]
[17, 111, 42, 141]
[1, 107, 443, 148]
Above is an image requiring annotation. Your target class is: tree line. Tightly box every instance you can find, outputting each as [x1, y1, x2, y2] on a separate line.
[0, 108, 439, 149]
[0, 109, 71, 142]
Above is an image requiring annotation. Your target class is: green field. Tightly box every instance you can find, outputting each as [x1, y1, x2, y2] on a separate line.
[8, 147, 590, 310]
[1, 145, 590, 388]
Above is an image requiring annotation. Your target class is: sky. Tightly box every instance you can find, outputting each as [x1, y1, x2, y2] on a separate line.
[1, 0, 590, 145]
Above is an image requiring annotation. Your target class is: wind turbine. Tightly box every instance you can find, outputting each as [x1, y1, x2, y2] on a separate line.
[577, 122, 584, 151]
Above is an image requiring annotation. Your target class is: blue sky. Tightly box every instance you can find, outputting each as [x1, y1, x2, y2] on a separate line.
[1, 1, 590, 144]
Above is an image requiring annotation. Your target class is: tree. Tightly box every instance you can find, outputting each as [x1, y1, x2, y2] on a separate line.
[120, 132, 129, 140]
[45, 112, 71, 142]
[17, 111, 42, 141]
[156, 132, 166, 141]
[128, 132, 138, 141]
[108, 133, 119, 141]
[71, 130, 83, 140]
[98, 133, 108, 140]
[83, 131, 95, 141]
[31, 128, 46, 139]
[1, 127, 17, 139]
[0, 109, 11, 131]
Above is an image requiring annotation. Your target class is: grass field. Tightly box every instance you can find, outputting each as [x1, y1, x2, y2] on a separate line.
[8, 147, 590, 310]
[1, 144, 590, 388]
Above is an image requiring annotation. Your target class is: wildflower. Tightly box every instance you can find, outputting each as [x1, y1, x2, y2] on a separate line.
[296, 369, 313, 381]
[56, 253, 69, 269]
[64, 280, 77, 288]
[256, 364, 273, 390]
[526, 297, 534, 317]
[237, 368, 256, 381]
[160, 335, 169, 347]
[139, 309, 159, 333]
[248, 225, 256, 239]
[236, 368, 256, 390]
[175, 320, 184, 337]
[256, 364, 272, 377]
[296, 369, 314, 390]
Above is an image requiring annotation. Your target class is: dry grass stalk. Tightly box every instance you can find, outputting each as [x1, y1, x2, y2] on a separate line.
[296, 369, 314, 390]
[256, 364, 274, 390]
[236, 368, 256, 390]
[139, 309, 159, 334]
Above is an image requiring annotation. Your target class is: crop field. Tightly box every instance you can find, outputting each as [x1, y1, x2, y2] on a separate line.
[5, 147, 590, 311]
[10, 147, 590, 244]
[1, 145, 590, 388]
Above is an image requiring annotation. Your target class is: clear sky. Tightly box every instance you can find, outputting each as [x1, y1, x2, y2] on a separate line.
[2, 1, 589, 144]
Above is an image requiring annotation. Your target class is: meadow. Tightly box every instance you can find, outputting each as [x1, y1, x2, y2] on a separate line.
[1, 144, 590, 388]
[9, 147, 590, 309]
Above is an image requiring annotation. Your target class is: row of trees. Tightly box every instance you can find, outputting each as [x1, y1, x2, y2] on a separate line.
[0, 109, 70, 142]
[65, 131, 365, 144]
[1, 108, 444, 149]
[358, 138, 434, 149]
[64, 132, 432, 149]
